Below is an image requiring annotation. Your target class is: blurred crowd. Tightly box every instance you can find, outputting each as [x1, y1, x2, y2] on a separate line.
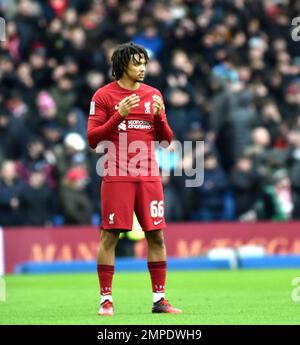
[1, 0, 300, 226]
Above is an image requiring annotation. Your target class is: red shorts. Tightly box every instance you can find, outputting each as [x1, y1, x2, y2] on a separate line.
[101, 181, 166, 231]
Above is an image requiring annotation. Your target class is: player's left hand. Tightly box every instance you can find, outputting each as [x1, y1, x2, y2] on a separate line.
[152, 95, 164, 116]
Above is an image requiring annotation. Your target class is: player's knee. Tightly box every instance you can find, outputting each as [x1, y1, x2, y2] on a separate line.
[146, 232, 165, 249]
[100, 231, 119, 249]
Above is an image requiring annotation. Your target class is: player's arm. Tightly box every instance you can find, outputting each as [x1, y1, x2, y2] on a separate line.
[152, 93, 173, 145]
[87, 93, 140, 149]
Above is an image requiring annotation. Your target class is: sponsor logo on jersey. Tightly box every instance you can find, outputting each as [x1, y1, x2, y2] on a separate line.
[128, 120, 151, 130]
[118, 120, 127, 131]
[118, 120, 151, 131]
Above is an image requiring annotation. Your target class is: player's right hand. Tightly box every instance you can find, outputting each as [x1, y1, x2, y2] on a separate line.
[118, 94, 140, 117]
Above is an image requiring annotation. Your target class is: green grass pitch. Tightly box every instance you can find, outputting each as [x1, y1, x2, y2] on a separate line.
[1, 269, 300, 325]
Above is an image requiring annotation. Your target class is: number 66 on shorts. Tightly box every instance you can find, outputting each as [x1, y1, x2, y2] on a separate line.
[101, 181, 166, 231]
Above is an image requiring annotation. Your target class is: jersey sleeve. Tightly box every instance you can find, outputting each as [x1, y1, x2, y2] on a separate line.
[87, 91, 123, 149]
[153, 91, 174, 145]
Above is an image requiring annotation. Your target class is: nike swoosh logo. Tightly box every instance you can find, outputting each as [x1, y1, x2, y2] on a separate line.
[115, 104, 119, 110]
[154, 220, 163, 226]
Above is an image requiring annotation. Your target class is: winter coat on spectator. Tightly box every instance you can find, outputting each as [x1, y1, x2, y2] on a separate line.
[193, 167, 228, 221]
[195, 167, 228, 214]
[0, 113, 17, 161]
[209, 80, 234, 133]
[209, 81, 235, 171]
[161, 176, 183, 222]
[163, 184, 183, 222]
[50, 86, 76, 127]
[20, 183, 53, 225]
[228, 91, 258, 159]
[230, 169, 261, 217]
[59, 166, 93, 224]
[0, 177, 24, 225]
[255, 185, 287, 221]
[290, 159, 300, 219]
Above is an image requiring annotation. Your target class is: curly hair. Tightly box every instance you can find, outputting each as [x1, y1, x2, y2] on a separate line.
[111, 42, 149, 80]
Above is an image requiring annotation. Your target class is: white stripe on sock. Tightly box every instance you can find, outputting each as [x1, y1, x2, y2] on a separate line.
[101, 295, 112, 304]
[153, 292, 165, 303]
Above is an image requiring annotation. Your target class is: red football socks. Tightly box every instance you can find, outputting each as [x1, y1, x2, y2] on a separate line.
[147, 261, 167, 293]
[97, 264, 114, 297]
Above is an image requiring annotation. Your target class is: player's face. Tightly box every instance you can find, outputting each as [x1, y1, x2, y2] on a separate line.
[124, 54, 147, 82]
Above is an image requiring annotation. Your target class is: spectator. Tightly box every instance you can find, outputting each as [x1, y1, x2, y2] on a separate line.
[16, 136, 56, 188]
[133, 20, 163, 58]
[55, 132, 87, 178]
[29, 47, 52, 89]
[192, 153, 231, 221]
[2, 0, 300, 224]
[60, 165, 93, 224]
[0, 109, 18, 161]
[161, 175, 183, 222]
[230, 156, 261, 220]
[0, 161, 24, 225]
[288, 130, 300, 219]
[50, 75, 76, 127]
[65, 109, 87, 138]
[164, 67, 198, 141]
[259, 100, 282, 146]
[20, 169, 54, 225]
[256, 169, 293, 221]
[229, 88, 258, 161]
[244, 127, 273, 178]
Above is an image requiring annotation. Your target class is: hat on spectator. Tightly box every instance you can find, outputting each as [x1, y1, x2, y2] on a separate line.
[64, 132, 86, 151]
[37, 91, 56, 113]
[249, 37, 264, 49]
[32, 45, 47, 57]
[286, 83, 298, 95]
[66, 166, 88, 182]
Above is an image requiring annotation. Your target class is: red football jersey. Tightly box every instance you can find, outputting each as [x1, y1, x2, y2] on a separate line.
[87, 81, 173, 182]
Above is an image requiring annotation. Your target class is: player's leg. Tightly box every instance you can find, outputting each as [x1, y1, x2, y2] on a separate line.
[145, 230, 181, 313]
[145, 229, 166, 262]
[145, 229, 167, 300]
[97, 181, 135, 316]
[97, 230, 120, 316]
[135, 182, 182, 314]
[98, 229, 120, 265]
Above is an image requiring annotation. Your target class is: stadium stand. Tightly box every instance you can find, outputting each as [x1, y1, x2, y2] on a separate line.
[1, 0, 300, 225]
